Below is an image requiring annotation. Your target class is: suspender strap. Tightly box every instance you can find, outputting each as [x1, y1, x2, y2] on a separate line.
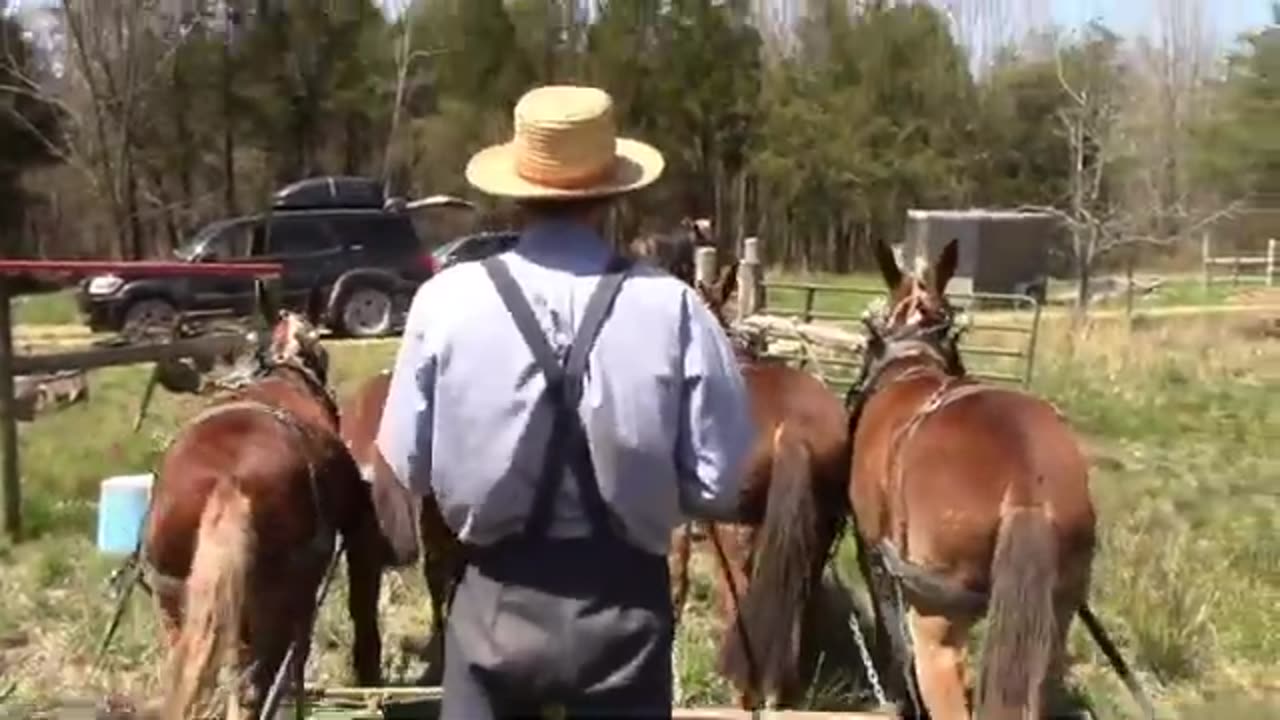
[482, 259, 566, 389]
[481, 255, 632, 541]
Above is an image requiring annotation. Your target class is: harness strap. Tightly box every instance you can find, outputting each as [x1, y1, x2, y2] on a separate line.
[887, 378, 989, 554]
[152, 399, 334, 571]
[481, 255, 632, 542]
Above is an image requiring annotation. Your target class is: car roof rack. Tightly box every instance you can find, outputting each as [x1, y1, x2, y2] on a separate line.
[272, 176, 386, 210]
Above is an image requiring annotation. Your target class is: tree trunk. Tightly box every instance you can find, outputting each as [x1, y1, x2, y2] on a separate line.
[1124, 248, 1136, 321]
[222, 37, 237, 215]
[1074, 237, 1092, 323]
[173, 47, 193, 225]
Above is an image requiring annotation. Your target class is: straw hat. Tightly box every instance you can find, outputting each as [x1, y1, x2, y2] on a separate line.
[465, 85, 665, 200]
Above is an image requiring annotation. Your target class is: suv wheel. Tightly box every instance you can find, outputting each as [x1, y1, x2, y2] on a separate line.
[122, 298, 178, 338]
[337, 286, 393, 338]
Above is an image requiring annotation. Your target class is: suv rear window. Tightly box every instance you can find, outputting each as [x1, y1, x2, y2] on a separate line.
[329, 215, 420, 255]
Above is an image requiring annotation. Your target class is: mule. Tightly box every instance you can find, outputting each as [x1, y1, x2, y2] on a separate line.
[338, 370, 463, 682]
[671, 261, 853, 710]
[845, 239, 1097, 720]
[626, 216, 713, 285]
[142, 309, 385, 719]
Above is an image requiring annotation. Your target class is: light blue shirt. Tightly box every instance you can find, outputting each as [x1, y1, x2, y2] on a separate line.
[374, 219, 755, 555]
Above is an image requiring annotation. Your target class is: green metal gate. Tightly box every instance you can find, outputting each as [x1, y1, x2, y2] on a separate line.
[755, 281, 1044, 395]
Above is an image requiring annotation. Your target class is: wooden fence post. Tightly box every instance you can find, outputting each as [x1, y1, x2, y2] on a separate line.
[1267, 238, 1277, 288]
[694, 246, 718, 287]
[737, 237, 761, 321]
[1201, 232, 1211, 290]
[0, 278, 20, 541]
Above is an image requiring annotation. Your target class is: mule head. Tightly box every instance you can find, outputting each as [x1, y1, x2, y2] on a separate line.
[874, 238, 958, 331]
[685, 216, 713, 244]
[696, 262, 738, 327]
[863, 238, 966, 376]
[267, 309, 330, 386]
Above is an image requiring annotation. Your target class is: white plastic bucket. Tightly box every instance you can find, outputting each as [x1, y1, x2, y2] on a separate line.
[96, 473, 154, 555]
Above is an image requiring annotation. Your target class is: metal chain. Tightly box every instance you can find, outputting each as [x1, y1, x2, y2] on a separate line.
[846, 605, 888, 708]
[828, 564, 888, 709]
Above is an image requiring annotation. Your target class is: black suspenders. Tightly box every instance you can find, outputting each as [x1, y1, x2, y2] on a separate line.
[481, 255, 632, 542]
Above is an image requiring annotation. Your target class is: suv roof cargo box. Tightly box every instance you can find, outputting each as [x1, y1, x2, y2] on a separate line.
[273, 176, 385, 210]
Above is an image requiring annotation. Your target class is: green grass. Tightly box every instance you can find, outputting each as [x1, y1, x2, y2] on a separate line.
[765, 270, 884, 324]
[1045, 274, 1277, 311]
[1033, 315, 1280, 718]
[2, 307, 1278, 717]
[11, 291, 81, 327]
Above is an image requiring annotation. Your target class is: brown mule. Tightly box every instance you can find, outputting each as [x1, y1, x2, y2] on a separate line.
[845, 239, 1097, 720]
[338, 370, 463, 682]
[143, 310, 384, 719]
[671, 262, 852, 709]
[626, 216, 713, 285]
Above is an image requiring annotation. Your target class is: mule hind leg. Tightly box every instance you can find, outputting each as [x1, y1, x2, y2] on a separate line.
[345, 516, 386, 686]
[909, 610, 975, 720]
[1044, 570, 1091, 717]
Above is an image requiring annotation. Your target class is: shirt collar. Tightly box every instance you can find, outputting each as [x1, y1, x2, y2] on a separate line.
[516, 218, 612, 269]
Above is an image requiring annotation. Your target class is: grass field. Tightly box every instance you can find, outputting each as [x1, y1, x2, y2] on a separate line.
[10, 270, 1276, 330]
[11, 291, 82, 327]
[0, 292, 1277, 718]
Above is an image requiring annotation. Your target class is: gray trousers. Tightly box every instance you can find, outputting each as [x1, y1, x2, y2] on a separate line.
[441, 537, 674, 720]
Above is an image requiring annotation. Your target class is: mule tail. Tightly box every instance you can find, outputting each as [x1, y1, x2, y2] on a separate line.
[163, 480, 254, 720]
[977, 481, 1058, 720]
[720, 424, 820, 706]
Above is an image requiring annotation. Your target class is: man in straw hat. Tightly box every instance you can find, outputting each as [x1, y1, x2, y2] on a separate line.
[376, 85, 754, 718]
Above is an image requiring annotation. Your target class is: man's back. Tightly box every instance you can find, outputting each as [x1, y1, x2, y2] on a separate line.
[376, 218, 753, 556]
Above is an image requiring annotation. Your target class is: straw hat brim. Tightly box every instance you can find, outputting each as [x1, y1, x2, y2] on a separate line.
[465, 137, 665, 200]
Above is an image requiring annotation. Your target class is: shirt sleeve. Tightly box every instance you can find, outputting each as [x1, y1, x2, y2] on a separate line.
[675, 290, 755, 521]
[375, 284, 439, 497]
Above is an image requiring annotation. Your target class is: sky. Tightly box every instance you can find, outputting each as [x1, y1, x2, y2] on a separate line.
[7, 0, 1275, 52]
[1049, 1, 1274, 46]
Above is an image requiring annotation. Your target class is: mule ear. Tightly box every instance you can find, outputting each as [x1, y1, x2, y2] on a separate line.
[692, 217, 713, 244]
[932, 238, 959, 295]
[874, 239, 903, 290]
[717, 261, 738, 307]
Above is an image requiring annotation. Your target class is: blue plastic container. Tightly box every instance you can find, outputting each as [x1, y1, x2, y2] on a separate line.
[96, 473, 154, 555]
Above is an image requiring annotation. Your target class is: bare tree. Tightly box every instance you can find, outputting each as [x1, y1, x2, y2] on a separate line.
[0, 2, 186, 258]
[1023, 26, 1238, 317]
[1120, 0, 1221, 239]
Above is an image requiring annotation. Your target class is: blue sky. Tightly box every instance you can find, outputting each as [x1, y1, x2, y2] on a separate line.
[1050, 1, 1274, 46]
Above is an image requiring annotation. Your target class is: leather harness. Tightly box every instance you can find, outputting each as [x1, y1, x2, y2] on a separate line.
[141, 360, 338, 596]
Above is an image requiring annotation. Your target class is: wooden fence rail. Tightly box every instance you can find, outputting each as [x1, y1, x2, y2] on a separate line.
[1201, 235, 1277, 288]
[299, 685, 898, 719]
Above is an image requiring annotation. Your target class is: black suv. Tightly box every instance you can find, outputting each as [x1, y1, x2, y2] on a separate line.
[431, 230, 520, 270]
[78, 176, 439, 338]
